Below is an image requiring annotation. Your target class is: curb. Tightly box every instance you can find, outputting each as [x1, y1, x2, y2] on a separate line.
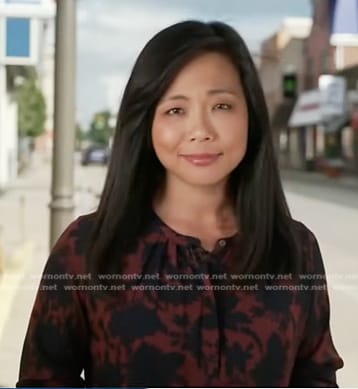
[0, 241, 36, 340]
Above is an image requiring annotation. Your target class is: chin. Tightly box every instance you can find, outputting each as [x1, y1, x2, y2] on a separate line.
[178, 172, 229, 188]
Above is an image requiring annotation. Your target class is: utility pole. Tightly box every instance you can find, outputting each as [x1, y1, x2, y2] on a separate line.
[49, 0, 77, 248]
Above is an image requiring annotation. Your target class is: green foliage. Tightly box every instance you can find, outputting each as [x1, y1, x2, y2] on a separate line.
[75, 123, 86, 150]
[76, 123, 86, 141]
[87, 110, 113, 146]
[16, 76, 46, 138]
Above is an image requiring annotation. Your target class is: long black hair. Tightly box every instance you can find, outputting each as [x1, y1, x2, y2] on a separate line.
[87, 20, 301, 277]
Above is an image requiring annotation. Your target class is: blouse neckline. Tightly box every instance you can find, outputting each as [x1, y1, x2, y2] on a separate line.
[150, 208, 239, 255]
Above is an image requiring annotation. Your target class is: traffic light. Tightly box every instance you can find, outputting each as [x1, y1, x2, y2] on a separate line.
[283, 73, 297, 99]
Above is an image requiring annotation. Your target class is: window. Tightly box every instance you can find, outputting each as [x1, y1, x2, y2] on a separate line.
[6, 18, 31, 58]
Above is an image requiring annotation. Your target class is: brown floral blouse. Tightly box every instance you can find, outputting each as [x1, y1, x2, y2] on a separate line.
[17, 212, 343, 387]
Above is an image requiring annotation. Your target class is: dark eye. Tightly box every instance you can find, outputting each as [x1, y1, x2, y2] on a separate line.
[214, 103, 232, 110]
[166, 107, 184, 115]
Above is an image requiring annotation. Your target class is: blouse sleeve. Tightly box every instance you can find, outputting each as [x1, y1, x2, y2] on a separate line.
[290, 227, 344, 387]
[16, 218, 89, 387]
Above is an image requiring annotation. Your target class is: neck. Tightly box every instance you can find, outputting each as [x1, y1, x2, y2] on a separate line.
[153, 177, 236, 229]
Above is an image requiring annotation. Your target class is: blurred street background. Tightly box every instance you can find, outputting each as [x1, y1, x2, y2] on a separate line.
[0, 0, 358, 387]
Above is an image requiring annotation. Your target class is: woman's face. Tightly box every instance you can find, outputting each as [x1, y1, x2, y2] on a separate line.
[152, 51, 248, 189]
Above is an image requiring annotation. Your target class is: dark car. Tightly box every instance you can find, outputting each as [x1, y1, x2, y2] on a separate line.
[81, 146, 110, 166]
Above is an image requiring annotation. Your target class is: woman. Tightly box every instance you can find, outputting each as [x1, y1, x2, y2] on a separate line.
[17, 20, 343, 387]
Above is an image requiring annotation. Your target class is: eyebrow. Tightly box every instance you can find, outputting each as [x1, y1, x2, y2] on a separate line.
[162, 88, 240, 102]
[208, 88, 239, 96]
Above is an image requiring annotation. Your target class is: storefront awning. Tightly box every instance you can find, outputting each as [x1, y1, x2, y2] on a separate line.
[289, 80, 349, 130]
[288, 90, 322, 127]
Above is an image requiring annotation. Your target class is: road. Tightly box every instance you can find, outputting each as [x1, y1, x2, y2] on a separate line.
[0, 159, 356, 386]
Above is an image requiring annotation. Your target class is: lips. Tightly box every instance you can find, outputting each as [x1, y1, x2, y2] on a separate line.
[180, 153, 222, 166]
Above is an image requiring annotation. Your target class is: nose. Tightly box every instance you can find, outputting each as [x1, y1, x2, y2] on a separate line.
[188, 110, 215, 142]
[189, 132, 213, 142]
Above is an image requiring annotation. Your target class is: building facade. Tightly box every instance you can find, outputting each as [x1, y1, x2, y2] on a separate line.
[0, 0, 55, 191]
[35, 20, 55, 160]
[289, 0, 358, 174]
[303, 0, 358, 90]
[259, 18, 312, 168]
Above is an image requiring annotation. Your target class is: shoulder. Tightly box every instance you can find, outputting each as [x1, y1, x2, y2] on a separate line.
[52, 212, 96, 253]
[46, 212, 96, 276]
[290, 219, 326, 275]
[290, 218, 317, 245]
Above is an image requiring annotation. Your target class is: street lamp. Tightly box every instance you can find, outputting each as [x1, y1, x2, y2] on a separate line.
[49, 0, 76, 248]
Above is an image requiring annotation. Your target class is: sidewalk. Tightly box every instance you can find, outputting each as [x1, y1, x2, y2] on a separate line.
[0, 161, 50, 387]
[280, 168, 358, 191]
[0, 243, 45, 387]
[0, 159, 100, 387]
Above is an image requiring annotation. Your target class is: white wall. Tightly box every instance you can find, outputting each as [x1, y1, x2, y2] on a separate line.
[0, 64, 5, 190]
[0, 0, 55, 188]
[7, 94, 18, 181]
[0, 65, 18, 191]
[36, 19, 54, 158]
[38, 19, 54, 134]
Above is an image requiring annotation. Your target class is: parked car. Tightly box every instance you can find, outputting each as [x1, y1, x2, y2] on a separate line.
[81, 146, 110, 166]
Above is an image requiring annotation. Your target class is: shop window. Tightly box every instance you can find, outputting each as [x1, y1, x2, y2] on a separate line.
[342, 126, 354, 159]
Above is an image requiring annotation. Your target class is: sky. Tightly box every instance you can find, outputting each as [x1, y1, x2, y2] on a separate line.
[76, 0, 312, 128]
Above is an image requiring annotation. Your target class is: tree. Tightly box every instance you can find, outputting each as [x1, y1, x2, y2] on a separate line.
[16, 76, 46, 138]
[75, 123, 86, 150]
[87, 110, 113, 146]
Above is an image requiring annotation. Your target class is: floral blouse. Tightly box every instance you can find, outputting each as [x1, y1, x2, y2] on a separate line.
[16, 212, 343, 387]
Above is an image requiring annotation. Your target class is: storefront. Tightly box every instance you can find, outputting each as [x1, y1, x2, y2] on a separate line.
[288, 90, 326, 170]
[288, 75, 354, 172]
[334, 66, 358, 174]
